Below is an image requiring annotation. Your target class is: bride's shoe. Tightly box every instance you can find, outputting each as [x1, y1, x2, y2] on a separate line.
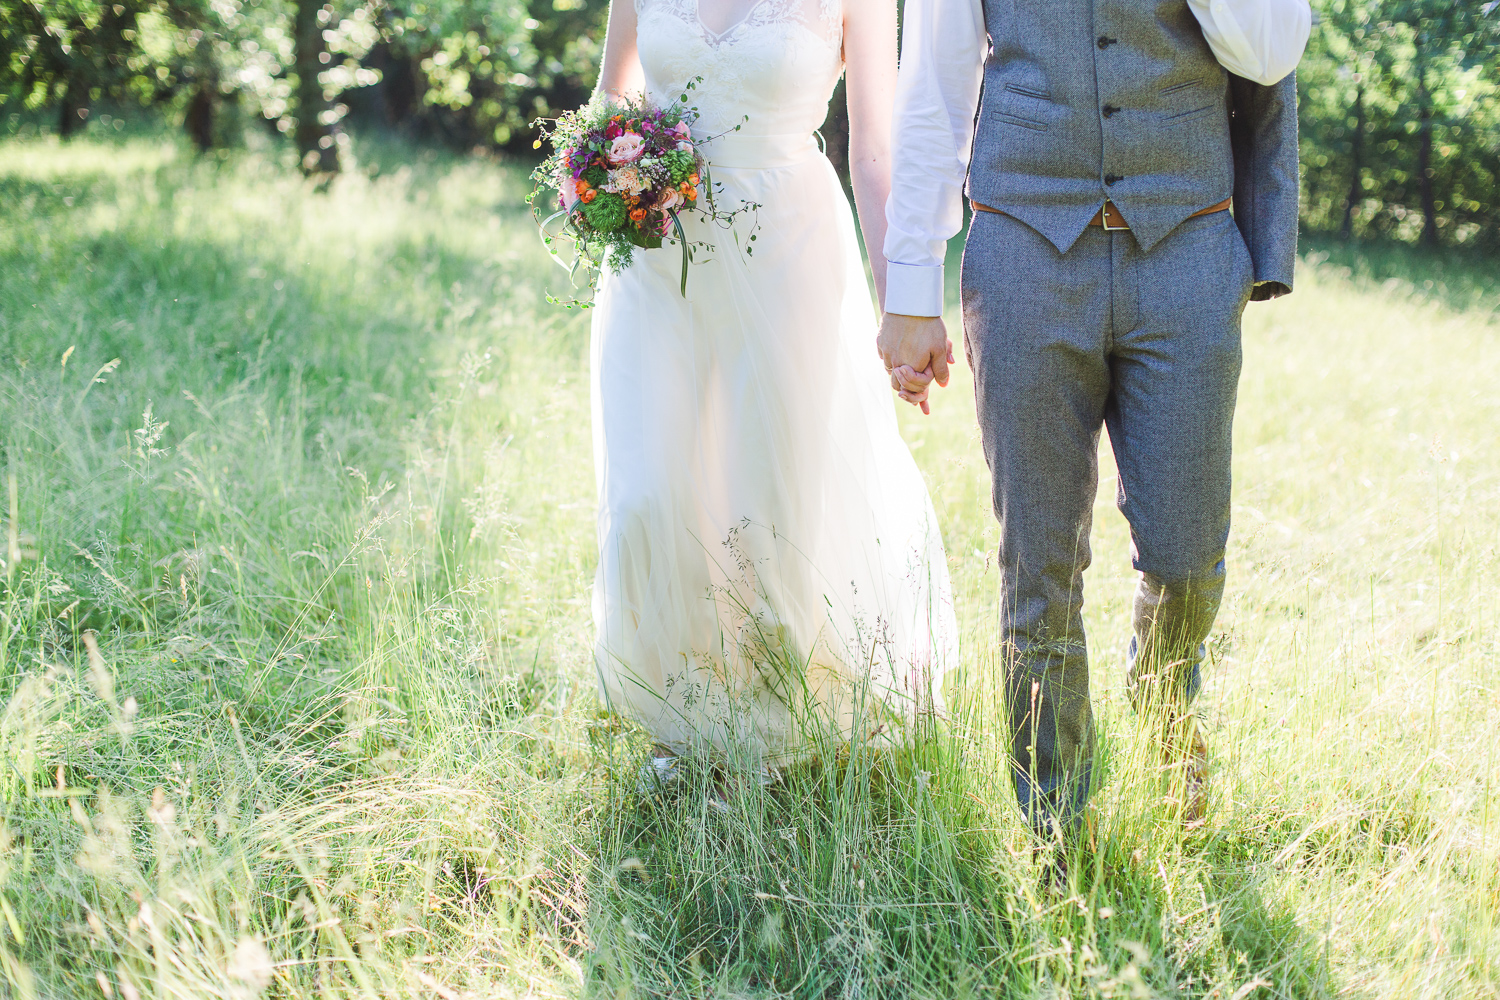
[635, 745, 683, 797]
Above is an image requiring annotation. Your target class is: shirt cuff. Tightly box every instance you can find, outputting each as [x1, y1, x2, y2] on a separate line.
[883, 262, 945, 317]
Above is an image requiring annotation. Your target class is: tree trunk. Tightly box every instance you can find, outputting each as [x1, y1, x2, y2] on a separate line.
[58, 77, 87, 138]
[185, 84, 216, 152]
[184, 31, 218, 153]
[1416, 61, 1438, 247]
[1340, 82, 1365, 240]
[294, 0, 339, 176]
[368, 41, 418, 130]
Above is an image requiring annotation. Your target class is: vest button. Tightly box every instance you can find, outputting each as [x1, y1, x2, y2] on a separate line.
[1097, 36, 1118, 49]
[1105, 174, 1122, 186]
[1102, 104, 1120, 118]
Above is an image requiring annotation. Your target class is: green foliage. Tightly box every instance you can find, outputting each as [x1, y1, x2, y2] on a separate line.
[0, 0, 298, 143]
[661, 146, 696, 182]
[0, 0, 608, 151]
[580, 186, 625, 229]
[381, 0, 536, 144]
[521, 0, 607, 115]
[1301, 0, 1500, 245]
[0, 0, 152, 127]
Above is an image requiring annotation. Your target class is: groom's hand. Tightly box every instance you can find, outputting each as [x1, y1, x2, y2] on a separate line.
[878, 313, 953, 416]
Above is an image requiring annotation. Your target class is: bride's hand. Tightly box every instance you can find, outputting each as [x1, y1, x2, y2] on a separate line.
[891, 365, 934, 413]
[878, 313, 953, 416]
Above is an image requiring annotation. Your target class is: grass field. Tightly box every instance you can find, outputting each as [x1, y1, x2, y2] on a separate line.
[1, 134, 1498, 999]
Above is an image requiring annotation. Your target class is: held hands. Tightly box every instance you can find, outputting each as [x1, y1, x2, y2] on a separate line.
[876, 313, 954, 416]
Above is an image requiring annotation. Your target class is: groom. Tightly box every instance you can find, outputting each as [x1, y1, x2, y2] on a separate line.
[878, 0, 1308, 836]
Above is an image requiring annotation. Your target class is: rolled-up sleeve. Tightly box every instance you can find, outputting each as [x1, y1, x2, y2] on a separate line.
[882, 0, 987, 318]
[1186, 0, 1311, 86]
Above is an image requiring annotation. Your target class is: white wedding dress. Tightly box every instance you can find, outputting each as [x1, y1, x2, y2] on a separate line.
[590, 0, 958, 757]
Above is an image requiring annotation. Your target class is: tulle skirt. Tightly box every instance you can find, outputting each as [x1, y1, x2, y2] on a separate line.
[589, 134, 957, 757]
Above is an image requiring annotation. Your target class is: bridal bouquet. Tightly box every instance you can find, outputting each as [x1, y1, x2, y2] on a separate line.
[529, 90, 744, 303]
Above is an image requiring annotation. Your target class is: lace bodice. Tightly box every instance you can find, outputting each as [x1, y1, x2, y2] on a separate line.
[635, 0, 844, 141]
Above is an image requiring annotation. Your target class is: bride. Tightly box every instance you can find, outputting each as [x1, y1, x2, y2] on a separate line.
[590, 0, 957, 768]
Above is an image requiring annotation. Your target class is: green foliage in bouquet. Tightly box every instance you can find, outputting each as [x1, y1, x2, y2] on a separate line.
[581, 190, 628, 233]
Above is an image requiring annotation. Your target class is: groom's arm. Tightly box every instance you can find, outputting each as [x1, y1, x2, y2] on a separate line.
[1185, 0, 1311, 87]
[881, 0, 986, 321]
[876, 0, 985, 413]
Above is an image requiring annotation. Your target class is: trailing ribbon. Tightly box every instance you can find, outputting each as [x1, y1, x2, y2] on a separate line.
[669, 209, 690, 298]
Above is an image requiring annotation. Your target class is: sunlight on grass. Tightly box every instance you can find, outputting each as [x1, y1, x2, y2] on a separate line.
[0, 135, 1497, 998]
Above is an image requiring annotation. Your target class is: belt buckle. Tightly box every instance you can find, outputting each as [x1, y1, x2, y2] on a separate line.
[1101, 200, 1128, 232]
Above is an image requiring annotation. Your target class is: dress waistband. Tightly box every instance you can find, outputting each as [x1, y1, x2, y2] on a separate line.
[703, 131, 821, 170]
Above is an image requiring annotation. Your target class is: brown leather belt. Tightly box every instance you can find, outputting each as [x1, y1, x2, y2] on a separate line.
[971, 197, 1232, 231]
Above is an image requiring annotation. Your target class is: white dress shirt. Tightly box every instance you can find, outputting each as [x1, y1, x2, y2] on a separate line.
[882, 0, 1312, 317]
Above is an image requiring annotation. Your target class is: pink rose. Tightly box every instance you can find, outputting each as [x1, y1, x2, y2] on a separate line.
[658, 187, 684, 211]
[558, 174, 579, 209]
[676, 140, 694, 153]
[671, 121, 691, 139]
[606, 133, 646, 165]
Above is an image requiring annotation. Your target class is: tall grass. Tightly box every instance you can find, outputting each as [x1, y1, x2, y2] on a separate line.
[0, 132, 1496, 998]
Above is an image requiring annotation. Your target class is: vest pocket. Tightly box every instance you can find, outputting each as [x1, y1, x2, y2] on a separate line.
[1161, 104, 1216, 125]
[995, 112, 1048, 131]
[995, 84, 1052, 131]
[1159, 80, 1202, 97]
[1004, 82, 1051, 100]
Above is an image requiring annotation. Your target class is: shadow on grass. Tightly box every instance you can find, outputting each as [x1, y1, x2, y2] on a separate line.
[1299, 230, 1500, 318]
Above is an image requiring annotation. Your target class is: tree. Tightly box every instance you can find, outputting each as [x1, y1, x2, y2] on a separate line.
[294, 0, 339, 173]
[0, 0, 151, 136]
[1301, 0, 1500, 246]
[375, 0, 537, 147]
[1, 0, 604, 155]
[158, 0, 236, 152]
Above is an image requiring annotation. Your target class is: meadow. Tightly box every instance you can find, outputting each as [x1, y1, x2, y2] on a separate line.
[0, 132, 1497, 999]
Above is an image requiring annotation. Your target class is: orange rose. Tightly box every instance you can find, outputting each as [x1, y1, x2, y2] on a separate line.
[688, 173, 700, 186]
[685, 188, 697, 201]
[581, 189, 597, 204]
[629, 207, 648, 222]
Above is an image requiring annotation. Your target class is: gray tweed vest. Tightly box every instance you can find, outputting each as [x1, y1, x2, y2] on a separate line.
[969, 0, 1235, 254]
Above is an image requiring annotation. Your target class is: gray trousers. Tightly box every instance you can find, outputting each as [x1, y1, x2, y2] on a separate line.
[960, 207, 1255, 834]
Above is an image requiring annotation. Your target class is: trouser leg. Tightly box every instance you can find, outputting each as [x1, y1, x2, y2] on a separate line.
[961, 212, 1110, 835]
[1105, 211, 1255, 714]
